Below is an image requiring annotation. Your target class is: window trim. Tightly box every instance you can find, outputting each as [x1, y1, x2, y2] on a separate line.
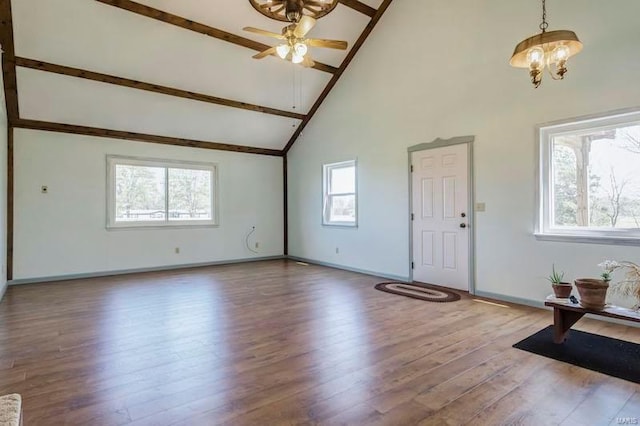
[106, 155, 219, 230]
[536, 108, 640, 246]
[322, 159, 358, 227]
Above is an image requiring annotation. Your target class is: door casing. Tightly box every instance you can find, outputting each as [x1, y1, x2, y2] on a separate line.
[407, 136, 476, 294]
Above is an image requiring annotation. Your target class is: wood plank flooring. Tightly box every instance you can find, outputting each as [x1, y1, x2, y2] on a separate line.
[0, 259, 638, 425]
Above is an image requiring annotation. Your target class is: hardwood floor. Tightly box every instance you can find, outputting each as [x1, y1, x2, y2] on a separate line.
[0, 259, 638, 425]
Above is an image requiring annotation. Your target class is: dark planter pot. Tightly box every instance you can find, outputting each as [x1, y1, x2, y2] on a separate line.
[551, 282, 572, 298]
[575, 278, 609, 310]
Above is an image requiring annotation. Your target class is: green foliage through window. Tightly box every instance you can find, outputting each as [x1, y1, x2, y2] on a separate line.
[110, 158, 216, 226]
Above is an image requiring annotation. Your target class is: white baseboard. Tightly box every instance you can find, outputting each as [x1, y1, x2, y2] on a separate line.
[473, 290, 545, 309]
[287, 255, 410, 282]
[8, 256, 285, 285]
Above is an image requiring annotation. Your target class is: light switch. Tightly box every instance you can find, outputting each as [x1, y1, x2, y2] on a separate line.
[475, 202, 486, 212]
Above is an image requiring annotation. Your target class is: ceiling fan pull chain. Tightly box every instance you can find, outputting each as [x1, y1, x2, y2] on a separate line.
[291, 64, 299, 127]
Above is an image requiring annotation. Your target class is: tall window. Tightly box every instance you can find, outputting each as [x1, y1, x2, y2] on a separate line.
[538, 110, 640, 243]
[323, 160, 357, 226]
[107, 156, 217, 228]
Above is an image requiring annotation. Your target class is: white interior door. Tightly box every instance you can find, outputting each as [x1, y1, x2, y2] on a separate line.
[411, 144, 469, 291]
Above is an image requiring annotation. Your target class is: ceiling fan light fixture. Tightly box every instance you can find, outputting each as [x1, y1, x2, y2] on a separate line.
[294, 42, 308, 57]
[510, 0, 583, 88]
[245, 6, 347, 68]
[276, 43, 291, 59]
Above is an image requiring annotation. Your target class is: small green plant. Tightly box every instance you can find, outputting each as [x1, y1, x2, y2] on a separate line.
[598, 260, 619, 283]
[546, 264, 565, 285]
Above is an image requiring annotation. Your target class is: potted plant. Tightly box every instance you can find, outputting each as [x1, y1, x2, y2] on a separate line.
[602, 260, 640, 311]
[574, 261, 615, 310]
[547, 264, 572, 298]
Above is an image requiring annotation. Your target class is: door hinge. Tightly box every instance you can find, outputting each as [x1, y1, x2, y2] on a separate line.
[410, 165, 414, 172]
[411, 261, 414, 269]
[411, 213, 414, 221]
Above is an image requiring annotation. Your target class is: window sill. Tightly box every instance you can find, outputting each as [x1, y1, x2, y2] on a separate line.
[322, 223, 358, 228]
[107, 223, 219, 231]
[534, 233, 640, 246]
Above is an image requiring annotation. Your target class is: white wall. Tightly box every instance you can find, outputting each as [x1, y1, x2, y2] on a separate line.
[13, 129, 283, 280]
[288, 0, 640, 305]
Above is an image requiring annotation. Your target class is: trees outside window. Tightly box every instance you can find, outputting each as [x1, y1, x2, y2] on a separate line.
[323, 160, 357, 226]
[108, 156, 217, 228]
[539, 110, 640, 243]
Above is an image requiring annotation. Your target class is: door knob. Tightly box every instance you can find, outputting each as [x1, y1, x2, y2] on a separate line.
[460, 223, 467, 228]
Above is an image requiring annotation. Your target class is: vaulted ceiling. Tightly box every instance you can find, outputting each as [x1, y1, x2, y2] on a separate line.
[0, 0, 393, 155]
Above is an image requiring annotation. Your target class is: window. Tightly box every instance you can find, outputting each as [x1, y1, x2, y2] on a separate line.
[107, 156, 217, 228]
[323, 160, 357, 226]
[538, 110, 640, 244]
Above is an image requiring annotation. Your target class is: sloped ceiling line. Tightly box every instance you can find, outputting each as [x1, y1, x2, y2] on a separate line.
[13, 118, 283, 156]
[0, 0, 18, 123]
[15, 57, 306, 120]
[94, 0, 338, 74]
[284, 0, 394, 153]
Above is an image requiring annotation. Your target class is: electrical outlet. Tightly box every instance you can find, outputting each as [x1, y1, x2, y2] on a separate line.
[41, 186, 48, 194]
[175, 247, 180, 254]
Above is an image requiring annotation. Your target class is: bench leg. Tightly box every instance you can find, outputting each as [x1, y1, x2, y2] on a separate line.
[553, 308, 585, 343]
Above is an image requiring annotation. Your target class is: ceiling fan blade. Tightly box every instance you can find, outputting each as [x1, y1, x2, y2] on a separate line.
[301, 55, 316, 68]
[243, 27, 284, 39]
[252, 46, 277, 59]
[294, 16, 316, 38]
[306, 38, 348, 50]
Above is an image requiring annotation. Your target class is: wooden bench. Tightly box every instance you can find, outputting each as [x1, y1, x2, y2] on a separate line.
[545, 296, 640, 343]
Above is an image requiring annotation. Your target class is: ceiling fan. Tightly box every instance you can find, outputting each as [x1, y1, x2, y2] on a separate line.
[244, 16, 347, 66]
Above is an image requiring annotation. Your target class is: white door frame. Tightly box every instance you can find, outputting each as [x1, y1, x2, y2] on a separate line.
[407, 136, 476, 294]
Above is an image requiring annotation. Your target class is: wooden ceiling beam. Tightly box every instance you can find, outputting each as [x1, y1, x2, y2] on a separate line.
[338, 0, 376, 17]
[284, 0, 394, 153]
[16, 57, 305, 121]
[13, 119, 284, 157]
[0, 0, 18, 124]
[95, 0, 337, 75]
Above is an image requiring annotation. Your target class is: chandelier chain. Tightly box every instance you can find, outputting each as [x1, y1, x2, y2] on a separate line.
[539, 0, 549, 32]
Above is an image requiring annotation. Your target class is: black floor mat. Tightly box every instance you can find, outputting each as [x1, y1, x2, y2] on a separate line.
[513, 325, 640, 384]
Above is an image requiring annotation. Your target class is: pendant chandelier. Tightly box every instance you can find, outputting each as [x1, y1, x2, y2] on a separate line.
[248, 0, 339, 23]
[510, 0, 583, 88]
